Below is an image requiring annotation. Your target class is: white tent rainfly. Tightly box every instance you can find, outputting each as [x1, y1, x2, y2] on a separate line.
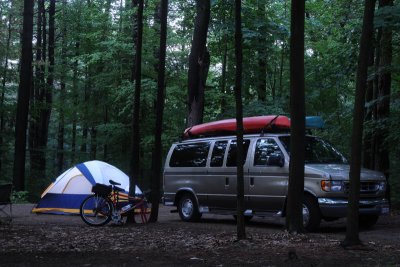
[32, 160, 142, 214]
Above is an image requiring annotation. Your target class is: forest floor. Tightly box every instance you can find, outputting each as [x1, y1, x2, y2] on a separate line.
[0, 204, 400, 266]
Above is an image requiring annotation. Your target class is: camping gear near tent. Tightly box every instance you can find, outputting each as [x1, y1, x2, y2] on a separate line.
[32, 160, 142, 215]
[183, 115, 291, 139]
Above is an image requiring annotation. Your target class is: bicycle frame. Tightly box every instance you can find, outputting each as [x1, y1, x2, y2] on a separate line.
[109, 186, 149, 224]
[80, 180, 150, 226]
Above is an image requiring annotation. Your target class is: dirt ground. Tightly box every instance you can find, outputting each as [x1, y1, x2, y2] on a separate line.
[1, 204, 400, 266]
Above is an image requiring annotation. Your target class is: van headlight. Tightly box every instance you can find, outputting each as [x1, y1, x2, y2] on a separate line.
[321, 180, 344, 192]
[379, 181, 387, 191]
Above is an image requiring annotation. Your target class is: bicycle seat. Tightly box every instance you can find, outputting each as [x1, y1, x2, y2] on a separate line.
[109, 180, 121, 186]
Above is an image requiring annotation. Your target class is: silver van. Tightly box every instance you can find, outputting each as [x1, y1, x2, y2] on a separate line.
[163, 133, 389, 231]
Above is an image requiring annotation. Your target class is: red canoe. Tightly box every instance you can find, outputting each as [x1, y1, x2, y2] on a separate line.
[183, 115, 290, 139]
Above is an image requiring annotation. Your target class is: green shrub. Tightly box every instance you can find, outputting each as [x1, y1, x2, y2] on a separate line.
[11, 191, 29, 204]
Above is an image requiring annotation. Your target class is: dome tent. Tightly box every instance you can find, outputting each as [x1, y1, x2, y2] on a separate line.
[32, 160, 142, 214]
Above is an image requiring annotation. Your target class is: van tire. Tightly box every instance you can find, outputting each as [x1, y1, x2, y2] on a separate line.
[303, 195, 321, 232]
[178, 193, 201, 222]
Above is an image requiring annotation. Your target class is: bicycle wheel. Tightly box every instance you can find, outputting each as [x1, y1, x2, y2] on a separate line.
[80, 194, 113, 226]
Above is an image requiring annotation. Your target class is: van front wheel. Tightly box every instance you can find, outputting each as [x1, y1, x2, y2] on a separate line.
[178, 193, 202, 222]
[302, 195, 321, 232]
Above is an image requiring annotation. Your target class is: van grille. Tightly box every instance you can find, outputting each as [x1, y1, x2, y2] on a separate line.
[344, 181, 380, 194]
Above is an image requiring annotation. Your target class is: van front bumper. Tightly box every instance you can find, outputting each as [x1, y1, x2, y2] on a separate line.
[318, 198, 389, 218]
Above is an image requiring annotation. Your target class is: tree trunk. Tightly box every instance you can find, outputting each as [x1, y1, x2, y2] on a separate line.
[278, 0, 288, 100]
[153, 2, 161, 72]
[374, 0, 392, 207]
[80, 68, 90, 157]
[285, 0, 306, 234]
[29, 0, 44, 171]
[0, 4, 13, 174]
[186, 0, 210, 128]
[27, 0, 54, 199]
[130, 0, 138, 82]
[128, 0, 143, 224]
[234, 0, 246, 241]
[363, 34, 376, 169]
[369, 28, 382, 170]
[342, 0, 376, 248]
[220, 34, 228, 115]
[13, 0, 34, 191]
[103, 106, 108, 161]
[57, 0, 68, 173]
[28, 0, 46, 199]
[257, 55, 267, 102]
[71, 42, 80, 164]
[256, 3, 267, 102]
[149, 0, 168, 223]
[42, 0, 55, 147]
[90, 127, 97, 160]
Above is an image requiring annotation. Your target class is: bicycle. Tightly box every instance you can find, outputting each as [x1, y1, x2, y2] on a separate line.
[79, 180, 150, 226]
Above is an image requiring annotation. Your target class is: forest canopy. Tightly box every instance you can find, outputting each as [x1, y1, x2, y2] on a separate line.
[0, 0, 399, 204]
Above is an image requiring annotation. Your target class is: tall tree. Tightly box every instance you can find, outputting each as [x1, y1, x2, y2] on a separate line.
[43, 0, 55, 148]
[149, 0, 168, 223]
[342, 0, 376, 247]
[285, 0, 306, 233]
[71, 41, 80, 164]
[57, 0, 68, 173]
[0, 0, 14, 175]
[27, 0, 55, 198]
[256, 2, 267, 102]
[28, 0, 45, 190]
[234, 0, 246, 240]
[186, 0, 210, 127]
[128, 0, 144, 223]
[362, 32, 377, 170]
[374, 0, 393, 205]
[13, 0, 34, 191]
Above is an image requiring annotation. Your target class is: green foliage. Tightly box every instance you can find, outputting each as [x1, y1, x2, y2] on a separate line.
[1, 0, 399, 204]
[11, 191, 29, 204]
[375, 4, 400, 28]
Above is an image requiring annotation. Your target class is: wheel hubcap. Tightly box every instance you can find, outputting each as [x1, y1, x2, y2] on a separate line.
[181, 199, 193, 218]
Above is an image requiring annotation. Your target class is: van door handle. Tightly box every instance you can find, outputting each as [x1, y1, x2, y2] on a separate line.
[250, 177, 254, 187]
[225, 177, 229, 188]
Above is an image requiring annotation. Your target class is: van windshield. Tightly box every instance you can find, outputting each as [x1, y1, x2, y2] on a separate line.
[279, 136, 348, 164]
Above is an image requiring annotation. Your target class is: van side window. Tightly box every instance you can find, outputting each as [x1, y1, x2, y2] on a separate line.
[169, 142, 211, 167]
[210, 141, 228, 167]
[226, 140, 250, 167]
[254, 139, 282, 166]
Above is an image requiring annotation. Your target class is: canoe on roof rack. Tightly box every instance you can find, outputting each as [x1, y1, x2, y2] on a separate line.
[183, 115, 291, 139]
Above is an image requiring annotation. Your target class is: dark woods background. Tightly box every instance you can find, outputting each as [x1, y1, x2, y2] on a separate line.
[0, 0, 399, 203]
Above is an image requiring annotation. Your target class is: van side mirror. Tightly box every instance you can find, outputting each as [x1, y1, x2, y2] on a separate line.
[267, 153, 285, 167]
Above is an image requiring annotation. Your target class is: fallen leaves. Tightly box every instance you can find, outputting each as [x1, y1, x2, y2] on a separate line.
[0, 220, 399, 266]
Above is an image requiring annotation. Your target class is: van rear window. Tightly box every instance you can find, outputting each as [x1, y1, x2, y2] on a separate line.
[169, 142, 211, 167]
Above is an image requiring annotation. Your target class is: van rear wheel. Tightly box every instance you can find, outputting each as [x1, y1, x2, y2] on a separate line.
[178, 193, 202, 222]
